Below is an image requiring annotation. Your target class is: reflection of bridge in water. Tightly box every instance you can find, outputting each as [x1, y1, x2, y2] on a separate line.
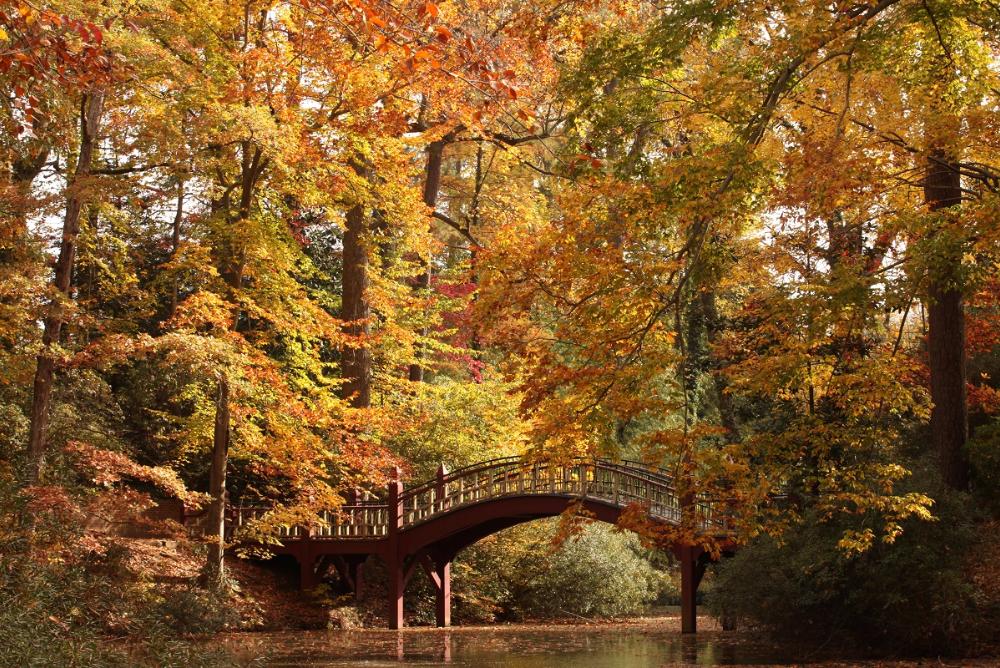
[229, 457, 736, 632]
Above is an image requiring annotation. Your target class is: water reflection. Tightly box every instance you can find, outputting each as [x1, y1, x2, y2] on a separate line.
[223, 620, 831, 667]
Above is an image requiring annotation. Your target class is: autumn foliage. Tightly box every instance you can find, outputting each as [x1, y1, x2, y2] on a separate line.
[2, 0, 1000, 657]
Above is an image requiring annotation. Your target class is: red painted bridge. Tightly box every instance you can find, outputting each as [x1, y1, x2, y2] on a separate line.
[228, 457, 735, 632]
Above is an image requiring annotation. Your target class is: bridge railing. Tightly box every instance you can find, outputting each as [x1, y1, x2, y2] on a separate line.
[227, 458, 734, 541]
[316, 505, 390, 538]
[231, 503, 390, 540]
[230, 506, 305, 540]
[400, 459, 707, 530]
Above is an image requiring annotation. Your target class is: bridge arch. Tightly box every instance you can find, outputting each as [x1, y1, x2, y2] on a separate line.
[399, 493, 629, 557]
[229, 457, 733, 633]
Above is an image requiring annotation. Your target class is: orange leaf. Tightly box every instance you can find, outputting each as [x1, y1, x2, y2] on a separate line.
[434, 25, 451, 43]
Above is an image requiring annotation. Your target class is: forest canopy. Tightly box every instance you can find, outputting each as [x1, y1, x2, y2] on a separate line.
[2, 0, 1000, 654]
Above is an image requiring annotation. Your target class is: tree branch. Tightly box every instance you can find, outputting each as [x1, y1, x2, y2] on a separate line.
[431, 210, 480, 247]
[92, 161, 172, 176]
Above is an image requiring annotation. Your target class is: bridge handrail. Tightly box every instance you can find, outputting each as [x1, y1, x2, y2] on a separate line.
[398, 455, 525, 501]
[390, 456, 730, 506]
[399, 456, 683, 503]
[230, 503, 392, 539]
[398, 458, 729, 532]
[228, 457, 736, 540]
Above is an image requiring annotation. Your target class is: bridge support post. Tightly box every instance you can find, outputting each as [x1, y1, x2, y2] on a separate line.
[432, 465, 452, 628]
[297, 528, 320, 591]
[433, 556, 451, 628]
[387, 466, 405, 629]
[299, 554, 319, 590]
[299, 561, 315, 590]
[680, 546, 697, 634]
[415, 551, 452, 627]
[679, 545, 708, 634]
[353, 560, 365, 601]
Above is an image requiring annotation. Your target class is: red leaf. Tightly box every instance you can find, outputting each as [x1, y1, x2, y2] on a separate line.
[434, 25, 451, 43]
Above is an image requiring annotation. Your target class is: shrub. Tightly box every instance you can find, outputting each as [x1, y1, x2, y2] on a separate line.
[0, 475, 239, 666]
[708, 475, 979, 655]
[453, 520, 667, 621]
[155, 586, 240, 635]
[0, 559, 116, 667]
[507, 522, 665, 618]
[969, 418, 1000, 517]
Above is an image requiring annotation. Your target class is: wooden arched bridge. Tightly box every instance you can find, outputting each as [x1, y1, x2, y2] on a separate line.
[227, 457, 736, 633]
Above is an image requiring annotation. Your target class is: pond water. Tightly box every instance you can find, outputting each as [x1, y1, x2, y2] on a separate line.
[220, 617, 859, 667]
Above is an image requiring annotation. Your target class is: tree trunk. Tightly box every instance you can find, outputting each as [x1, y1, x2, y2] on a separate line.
[702, 290, 737, 438]
[201, 141, 259, 583]
[409, 139, 446, 382]
[26, 91, 104, 483]
[341, 199, 372, 408]
[204, 374, 230, 588]
[924, 146, 968, 490]
[168, 179, 185, 319]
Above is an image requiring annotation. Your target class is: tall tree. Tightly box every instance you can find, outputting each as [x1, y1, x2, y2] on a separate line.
[26, 91, 104, 482]
[924, 130, 968, 489]
[408, 134, 452, 383]
[341, 193, 373, 408]
[204, 374, 230, 588]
